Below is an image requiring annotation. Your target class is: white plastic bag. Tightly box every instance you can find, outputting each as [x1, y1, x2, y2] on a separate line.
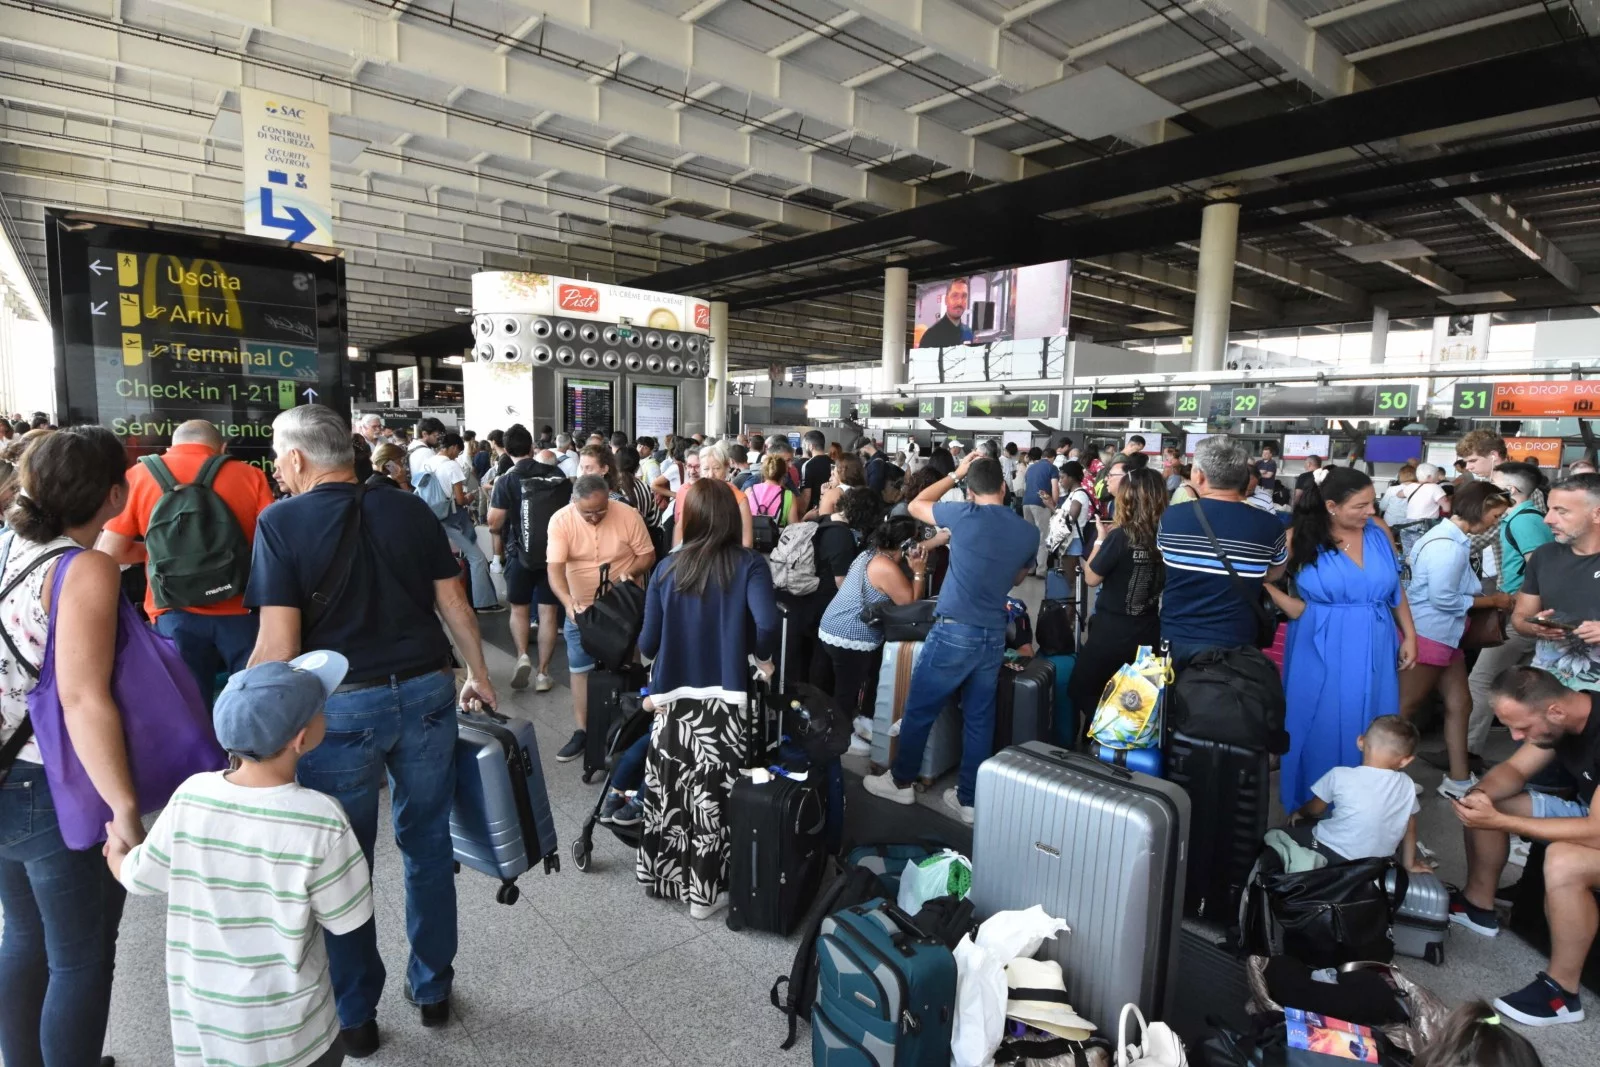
[952, 906, 1071, 1067]
[896, 848, 973, 914]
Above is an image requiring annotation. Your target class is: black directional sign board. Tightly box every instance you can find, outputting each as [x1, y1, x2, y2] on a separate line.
[47, 210, 348, 477]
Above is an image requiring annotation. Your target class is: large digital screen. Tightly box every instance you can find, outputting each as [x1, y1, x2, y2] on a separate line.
[563, 378, 614, 440]
[46, 209, 347, 475]
[1282, 434, 1331, 460]
[633, 383, 676, 442]
[1363, 435, 1425, 464]
[912, 261, 1071, 350]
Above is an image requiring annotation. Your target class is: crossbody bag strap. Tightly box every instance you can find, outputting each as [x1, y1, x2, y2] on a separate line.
[304, 486, 367, 637]
[0, 543, 77, 780]
[1191, 500, 1272, 623]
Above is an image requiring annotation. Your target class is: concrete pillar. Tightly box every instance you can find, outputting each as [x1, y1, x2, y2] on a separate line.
[1430, 316, 1449, 366]
[1191, 200, 1240, 373]
[705, 300, 729, 437]
[1472, 313, 1492, 360]
[882, 266, 909, 388]
[1369, 306, 1389, 365]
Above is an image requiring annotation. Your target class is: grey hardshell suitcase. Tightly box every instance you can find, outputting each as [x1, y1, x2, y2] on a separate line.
[452, 708, 561, 905]
[869, 640, 960, 784]
[1386, 868, 1449, 965]
[970, 743, 1190, 1032]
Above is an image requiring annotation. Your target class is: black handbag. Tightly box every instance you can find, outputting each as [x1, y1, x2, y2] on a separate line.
[1243, 852, 1408, 968]
[861, 598, 937, 643]
[576, 563, 646, 673]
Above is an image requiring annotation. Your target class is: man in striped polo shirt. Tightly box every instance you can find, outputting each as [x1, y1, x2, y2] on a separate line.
[1156, 434, 1288, 665]
[106, 651, 372, 1067]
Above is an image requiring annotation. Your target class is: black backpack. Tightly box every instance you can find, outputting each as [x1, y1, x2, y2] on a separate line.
[1172, 646, 1289, 754]
[139, 454, 252, 610]
[518, 469, 570, 561]
[749, 486, 787, 554]
[769, 861, 887, 1050]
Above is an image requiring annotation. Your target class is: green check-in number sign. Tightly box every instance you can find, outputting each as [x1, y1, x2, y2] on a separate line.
[1027, 396, 1049, 415]
[1373, 386, 1415, 416]
[1174, 390, 1206, 417]
[1453, 384, 1490, 416]
[950, 398, 967, 417]
[918, 398, 938, 418]
[1071, 396, 1090, 415]
[1232, 390, 1260, 415]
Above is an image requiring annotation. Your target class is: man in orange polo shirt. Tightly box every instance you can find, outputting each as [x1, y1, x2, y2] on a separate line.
[98, 419, 276, 705]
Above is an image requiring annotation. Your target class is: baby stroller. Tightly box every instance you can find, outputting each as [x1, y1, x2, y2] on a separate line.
[572, 689, 652, 872]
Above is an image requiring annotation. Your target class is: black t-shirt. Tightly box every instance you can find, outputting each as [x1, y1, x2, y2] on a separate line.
[1088, 527, 1163, 618]
[801, 455, 833, 503]
[1556, 692, 1600, 805]
[1521, 543, 1600, 692]
[920, 316, 965, 348]
[490, 457, 568, 563]
[495, 453, 514, 478]
[1294, 470, 1317, 494]
[246, 483, 457, 682]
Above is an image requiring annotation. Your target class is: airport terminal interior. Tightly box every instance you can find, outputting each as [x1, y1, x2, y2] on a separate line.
[8, 1, 1600, 1066]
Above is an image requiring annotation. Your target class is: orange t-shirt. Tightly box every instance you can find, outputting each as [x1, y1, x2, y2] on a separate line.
[103, 444, 277, 617]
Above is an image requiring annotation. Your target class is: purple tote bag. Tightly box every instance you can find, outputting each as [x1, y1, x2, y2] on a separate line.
[29, 549, 226, 849]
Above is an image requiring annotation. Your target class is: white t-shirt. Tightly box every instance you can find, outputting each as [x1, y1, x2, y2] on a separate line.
[1311, 765, 1421, 861]
[119, 771, 373, 1067]
[556, 450, 580, 479]
[1406, 482, 1447, 521]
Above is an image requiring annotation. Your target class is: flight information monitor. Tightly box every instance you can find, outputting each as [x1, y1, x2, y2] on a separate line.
[563, 378, 615, 440]
[46, 210, 348, 476]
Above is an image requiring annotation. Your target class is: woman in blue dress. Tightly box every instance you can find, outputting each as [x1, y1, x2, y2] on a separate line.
[1272, 467, 1419, 810]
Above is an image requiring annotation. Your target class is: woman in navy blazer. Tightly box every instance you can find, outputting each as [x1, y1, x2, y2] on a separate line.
[635, 479, 779, 920]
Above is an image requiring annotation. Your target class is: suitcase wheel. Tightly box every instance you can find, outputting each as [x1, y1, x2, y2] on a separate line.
[452, 861, 460, 874]
[495, 882, 520, 906]
[581, 768, 598, 784]
[725, 909, 746, 933]
[1425, 942, 1444, 966]
[572, 838, 592, 873]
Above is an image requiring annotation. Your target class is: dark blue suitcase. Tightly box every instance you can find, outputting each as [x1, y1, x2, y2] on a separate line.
[452, 708, 560, 905]
[813, 899, 957, 1066]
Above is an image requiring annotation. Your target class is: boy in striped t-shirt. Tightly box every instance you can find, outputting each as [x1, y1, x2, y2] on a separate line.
[105, 651, 372, 1067]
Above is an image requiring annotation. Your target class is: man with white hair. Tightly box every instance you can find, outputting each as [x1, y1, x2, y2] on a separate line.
[245, 404, 498, 1050]
[1406, 463, 1449, 523]
[97, 419, 275, 705]
[357, 413, 384, 450]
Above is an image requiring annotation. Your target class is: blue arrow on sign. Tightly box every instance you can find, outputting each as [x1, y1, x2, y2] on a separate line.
[259, 187, 316, 242]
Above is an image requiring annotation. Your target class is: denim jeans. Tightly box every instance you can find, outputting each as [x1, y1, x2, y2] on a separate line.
[612, 732, 649, 793]
[443, 511, 497, 610]
[890, 620, 1007, 806]
[154, 609, 259, 709]
[296, 670, 458, 1026]
[0, 763, 126, 1067]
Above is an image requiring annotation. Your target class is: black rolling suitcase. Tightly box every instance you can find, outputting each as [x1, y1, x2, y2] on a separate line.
[725, 773, 828, 934]
[994, 658, 1055, 751]
[1166, 730, 1270, 928]
[583, 664, 647, 783]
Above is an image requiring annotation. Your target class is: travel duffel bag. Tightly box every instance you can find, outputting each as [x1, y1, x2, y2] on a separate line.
[1241, 851, 1407, 968]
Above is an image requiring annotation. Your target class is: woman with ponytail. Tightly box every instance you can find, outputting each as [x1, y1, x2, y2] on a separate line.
[1278, 465, 1419, 811]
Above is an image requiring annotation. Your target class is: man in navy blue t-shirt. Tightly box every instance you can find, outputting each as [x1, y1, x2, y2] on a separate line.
[1022, 450, 1060, 577]
[864, 454, 1038, 823]
[1157, 434, 1287, 664]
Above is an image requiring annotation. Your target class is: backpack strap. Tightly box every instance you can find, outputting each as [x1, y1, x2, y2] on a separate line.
[194, 452, 230, 488]
[0, 543, 77, 782]
[140, 454, 180, 494]
[304, 487, 366, 637]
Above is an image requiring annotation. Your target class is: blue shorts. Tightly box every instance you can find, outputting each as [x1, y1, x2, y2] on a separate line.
[1530, 791, 1590, 820]
[563, 617, 595, 675]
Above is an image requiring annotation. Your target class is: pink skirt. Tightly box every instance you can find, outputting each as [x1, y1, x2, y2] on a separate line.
[1415, 634, 1464, 667]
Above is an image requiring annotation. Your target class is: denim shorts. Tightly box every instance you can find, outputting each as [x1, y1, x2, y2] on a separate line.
[563, 617, 595, 675]
[1530, 791, 1590, 820]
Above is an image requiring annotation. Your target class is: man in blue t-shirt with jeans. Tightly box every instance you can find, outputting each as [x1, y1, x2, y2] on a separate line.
[1156, 434, 1287, 665]
[864, 454, 1039, 824]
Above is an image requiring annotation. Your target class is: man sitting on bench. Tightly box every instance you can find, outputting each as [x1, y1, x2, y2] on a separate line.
[1452, 666, 1600, 1027]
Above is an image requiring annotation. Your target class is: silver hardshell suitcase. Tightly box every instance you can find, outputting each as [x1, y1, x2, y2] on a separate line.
[970, 743, 1190, 1033]
[452, 708, 561, 905]
[869, 640, 961, 783]
[1387, 868, 1449, 965]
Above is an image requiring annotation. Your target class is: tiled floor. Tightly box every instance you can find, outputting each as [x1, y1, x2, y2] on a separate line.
[79, 570, 1600, 1065]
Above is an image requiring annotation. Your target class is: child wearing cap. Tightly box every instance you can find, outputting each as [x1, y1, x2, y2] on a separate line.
[104, 652, 372, 1067]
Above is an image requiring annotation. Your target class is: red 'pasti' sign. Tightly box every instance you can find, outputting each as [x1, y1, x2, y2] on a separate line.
[693, 303, 710, 330]
[558, 284, 601, 312]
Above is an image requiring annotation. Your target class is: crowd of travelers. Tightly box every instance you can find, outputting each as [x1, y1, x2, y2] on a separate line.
[0, 406, 1594, 1067]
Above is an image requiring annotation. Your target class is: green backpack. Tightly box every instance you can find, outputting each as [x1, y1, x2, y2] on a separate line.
[140, 454, 252, 610]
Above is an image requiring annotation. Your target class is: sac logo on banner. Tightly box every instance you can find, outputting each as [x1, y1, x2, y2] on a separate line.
[240, 87, 334, 246]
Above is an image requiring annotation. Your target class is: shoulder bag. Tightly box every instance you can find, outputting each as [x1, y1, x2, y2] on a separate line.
[1190, 500, 1277, 649]
[577, 562, 647, 672]
[0, 533, 76, 782]
[303, 485, 367, 640]
[21, 547, 224, 848]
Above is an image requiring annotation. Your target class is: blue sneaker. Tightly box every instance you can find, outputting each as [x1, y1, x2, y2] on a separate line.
[598, 790, 626, 824]
[1494, 972, 1585, 1027]
[611, 795, 644, 828]
[1448, 887, 1499, 937]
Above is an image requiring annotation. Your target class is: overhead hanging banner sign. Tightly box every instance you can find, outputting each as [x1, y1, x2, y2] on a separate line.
[471, 271, 711, 334]
[240, 87, 334, 246]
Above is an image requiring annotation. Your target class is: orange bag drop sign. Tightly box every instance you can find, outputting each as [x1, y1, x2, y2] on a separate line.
[1504, 438, 1563, 467]
[1491, 380, 1600, 416]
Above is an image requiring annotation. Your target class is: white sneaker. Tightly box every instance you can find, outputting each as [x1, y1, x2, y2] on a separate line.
[1509, 835, 1532, 867]
[510, 654, 533, 690]
[852, 716, 875, 742]
[490, 558, 503, 575]
[689, 895, 728, 921]
[1413, 778, 1424, 797]
[1437, 773, 1480, 802]
[846, 735, 872, 758]
[534, 672, 553, 693]
[942, 788, 975, 825]
[863, 771, 915, 806]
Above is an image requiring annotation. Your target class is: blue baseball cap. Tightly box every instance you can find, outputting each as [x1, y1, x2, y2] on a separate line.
[213, 651, 349, 761]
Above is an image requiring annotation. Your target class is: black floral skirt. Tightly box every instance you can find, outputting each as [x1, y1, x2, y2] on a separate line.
[634, 696, 746, 905]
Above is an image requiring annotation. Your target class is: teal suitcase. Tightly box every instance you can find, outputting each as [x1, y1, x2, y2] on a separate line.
[1047, 653, 1076, 746]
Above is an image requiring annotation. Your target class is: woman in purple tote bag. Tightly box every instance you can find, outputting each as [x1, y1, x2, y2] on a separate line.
[0, 427, 142, 1067]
